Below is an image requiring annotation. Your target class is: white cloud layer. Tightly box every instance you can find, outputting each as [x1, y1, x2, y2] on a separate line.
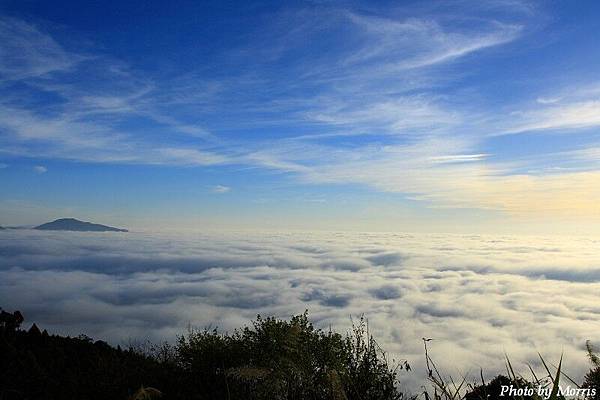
[0, 230, 598, 390]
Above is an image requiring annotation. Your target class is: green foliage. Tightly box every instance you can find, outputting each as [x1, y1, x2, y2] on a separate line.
[0, 308, 405, 400]
[583, 341, 600, 400]
[130, 387, 163, 400]
[3, 306, 600, 400]
[176, 312, 406, 400]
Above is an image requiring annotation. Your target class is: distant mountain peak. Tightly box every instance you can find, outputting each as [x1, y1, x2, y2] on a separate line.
[34, 218, 128, 232]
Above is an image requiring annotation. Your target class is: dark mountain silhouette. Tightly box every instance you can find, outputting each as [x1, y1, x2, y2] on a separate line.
[34, 218, 128, 232]
[0, 225, 4, 230]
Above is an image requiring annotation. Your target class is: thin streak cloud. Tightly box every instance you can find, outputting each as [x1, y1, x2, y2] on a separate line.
[2, 2, 600, 222]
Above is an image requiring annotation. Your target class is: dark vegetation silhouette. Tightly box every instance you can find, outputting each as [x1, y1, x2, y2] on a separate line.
[1, 308, 598, 400]
[583, 342, 600, 400]
[1, 309, 405, 400]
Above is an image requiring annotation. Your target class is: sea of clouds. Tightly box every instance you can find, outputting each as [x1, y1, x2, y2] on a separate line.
[1, 230, 599, 391]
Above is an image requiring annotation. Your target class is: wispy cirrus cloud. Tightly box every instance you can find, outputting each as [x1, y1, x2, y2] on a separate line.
[0, 16, 84, 81]
[7, 3, 600, 219]
[243, 132, 600, 217]
[0, 16, 222, 165]
[342, 12, 521, 72]
[504, 100, 600, 135]
[0, 105, 227, 166]
[0, 5, 521, 154]
[302, 96, 461, 136]
[264, 9, 523, 138]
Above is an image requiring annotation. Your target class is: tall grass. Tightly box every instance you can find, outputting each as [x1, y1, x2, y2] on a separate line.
[421, 338, 599, 400]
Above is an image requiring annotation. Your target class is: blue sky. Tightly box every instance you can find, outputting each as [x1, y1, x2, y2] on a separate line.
[1, 0, 600, 232]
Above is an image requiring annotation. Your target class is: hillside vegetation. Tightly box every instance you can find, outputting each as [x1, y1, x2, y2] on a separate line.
[1, 308, 598, 400]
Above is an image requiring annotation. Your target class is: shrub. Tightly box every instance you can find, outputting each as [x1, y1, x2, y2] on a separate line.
[0, 308, 406, 400]
[175, 312, 406, 400]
